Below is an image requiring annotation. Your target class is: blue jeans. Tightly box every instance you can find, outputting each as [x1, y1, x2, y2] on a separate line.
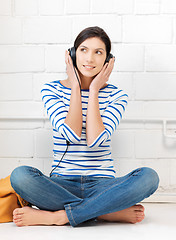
[10, 166, 159, 227]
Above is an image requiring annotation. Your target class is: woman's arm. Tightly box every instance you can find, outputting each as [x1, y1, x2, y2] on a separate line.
[64, 50, 83, 138]
[86, 58, 115, 147]
[64, 86, 82, 138]
[86, 89, 105, 146]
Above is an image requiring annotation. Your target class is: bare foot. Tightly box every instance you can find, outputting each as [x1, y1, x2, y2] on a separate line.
[13, 206, 69, 227]
[97, 204, 145, 224]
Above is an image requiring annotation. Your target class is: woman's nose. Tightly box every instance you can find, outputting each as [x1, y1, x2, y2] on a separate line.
[86, 53, 94, 63]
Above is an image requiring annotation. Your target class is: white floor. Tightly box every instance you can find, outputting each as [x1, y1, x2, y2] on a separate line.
[0, 203, 176, 240]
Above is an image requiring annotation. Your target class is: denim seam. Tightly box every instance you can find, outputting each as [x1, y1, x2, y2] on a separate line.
[72, 169, 141, 210]
[68, 204, 77, 226]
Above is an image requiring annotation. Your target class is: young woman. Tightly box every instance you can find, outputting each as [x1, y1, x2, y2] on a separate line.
[10, 26, 159, 227]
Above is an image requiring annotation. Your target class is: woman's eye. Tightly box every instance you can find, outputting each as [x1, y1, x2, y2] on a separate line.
[96, 51, 102, 54]
[80, 49, 102, 54]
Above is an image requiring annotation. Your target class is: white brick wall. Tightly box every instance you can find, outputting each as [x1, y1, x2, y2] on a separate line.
[0, 0, 11, 15]
[0, 17, 22, 44]
[23, 17, 72, 43]
[0, 46, 45, 72]
[14, 0, 38, 16]
[39, 0, 64, 16]
[0, 0, 176, 202]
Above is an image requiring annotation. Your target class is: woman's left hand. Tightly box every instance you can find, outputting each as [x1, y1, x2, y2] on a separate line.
[89, 57, 115, 92]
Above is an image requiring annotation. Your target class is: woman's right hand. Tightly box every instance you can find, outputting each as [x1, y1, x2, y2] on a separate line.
[65, 50, 81, 89]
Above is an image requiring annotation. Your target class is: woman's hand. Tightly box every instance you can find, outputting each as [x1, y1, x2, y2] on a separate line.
[65, 50, 81, 89]
[89, 57, 115, 92]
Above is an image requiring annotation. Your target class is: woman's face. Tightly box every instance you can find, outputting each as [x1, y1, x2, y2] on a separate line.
[76, 37, 107, 79]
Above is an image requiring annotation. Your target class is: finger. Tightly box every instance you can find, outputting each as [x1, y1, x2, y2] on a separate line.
[102, 62, 109, 71]
[67, 53, 73, 65]
[104, 58, 114, 69]
[105, 60, 114, 76]
[106, 58, 115, 71]
[107, 57, 115, 67]
[66, 52, 73, 67]
[65, 50, 69, 64]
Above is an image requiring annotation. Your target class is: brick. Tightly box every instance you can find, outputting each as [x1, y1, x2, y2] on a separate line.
[113, 44, 144, 71]
[125, 101, 144, 119]
[143, 102, 176, 118]
[119, 121, 145, 130]
[161, 0, 176, 13]
[114, 0, 133, 14]
[65, 0, 90, 14]
[0, 17, 22, 44]
[0, 130, 34, 157]
[126, 100, 176, 119]
[39, 0, 64, 15]
[0, 46, 45, 73]
[123, 16, 172, 43]
[0, 102, 44, 117]
[35, 129, 53, 158]
[134, 73, 176, 100]
[0, 120, 43, 130]
[0, 74, 33, 100]
[24, 16, 72, 43]
[14, 0, 38, 16]
[134, 0, 160, 14]
[111, 130, 134, 158]
[45, 45, 69, 72]
[145, 122, 163, 130]
[146, 45, 176, 71]
[72, 15, 122, 43]
[0, 0, 11, 15]
[91, 0, 114, 13]
[135, 130, 176, 159]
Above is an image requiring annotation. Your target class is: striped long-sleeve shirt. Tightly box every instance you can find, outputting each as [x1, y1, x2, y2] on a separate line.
[41, 80, 128, 178]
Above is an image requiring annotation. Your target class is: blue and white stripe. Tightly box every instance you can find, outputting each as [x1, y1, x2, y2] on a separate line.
[41, 80, 128, 178]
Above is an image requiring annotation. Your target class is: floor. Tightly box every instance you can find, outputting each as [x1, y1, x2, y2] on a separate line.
[0, 203, 176, 240]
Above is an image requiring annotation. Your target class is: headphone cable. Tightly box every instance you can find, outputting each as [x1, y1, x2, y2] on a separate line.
[73, 66, 82, 95]
[49, 140, 70, 177]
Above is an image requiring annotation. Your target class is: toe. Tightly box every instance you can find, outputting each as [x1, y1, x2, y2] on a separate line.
[16, 221, 23, 227]
[13, 215, 22, 221]
[136, 212, 145, 222]
[136, 211, 145, 218]
[134, 204, 145, 211]
[13, 218, 24, 227]
[137, 215, 145, 222]
[13, 208, 24, 216]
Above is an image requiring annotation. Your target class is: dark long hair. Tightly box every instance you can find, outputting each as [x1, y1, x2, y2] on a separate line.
[74, 26, 111, 57]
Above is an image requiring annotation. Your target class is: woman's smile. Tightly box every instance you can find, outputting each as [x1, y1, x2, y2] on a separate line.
[83, 65, 96, 70]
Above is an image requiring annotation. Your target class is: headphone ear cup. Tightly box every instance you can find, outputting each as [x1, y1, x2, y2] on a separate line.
[68, 47, 77, 68]
[105, 53, 114, 64]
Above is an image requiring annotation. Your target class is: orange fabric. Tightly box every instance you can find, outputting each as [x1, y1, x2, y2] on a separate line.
[0, 175, 29, 223]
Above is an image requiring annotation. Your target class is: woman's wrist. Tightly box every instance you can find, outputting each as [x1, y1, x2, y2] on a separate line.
[89, 87, 99, 95]
[71, 84, 81, 93]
